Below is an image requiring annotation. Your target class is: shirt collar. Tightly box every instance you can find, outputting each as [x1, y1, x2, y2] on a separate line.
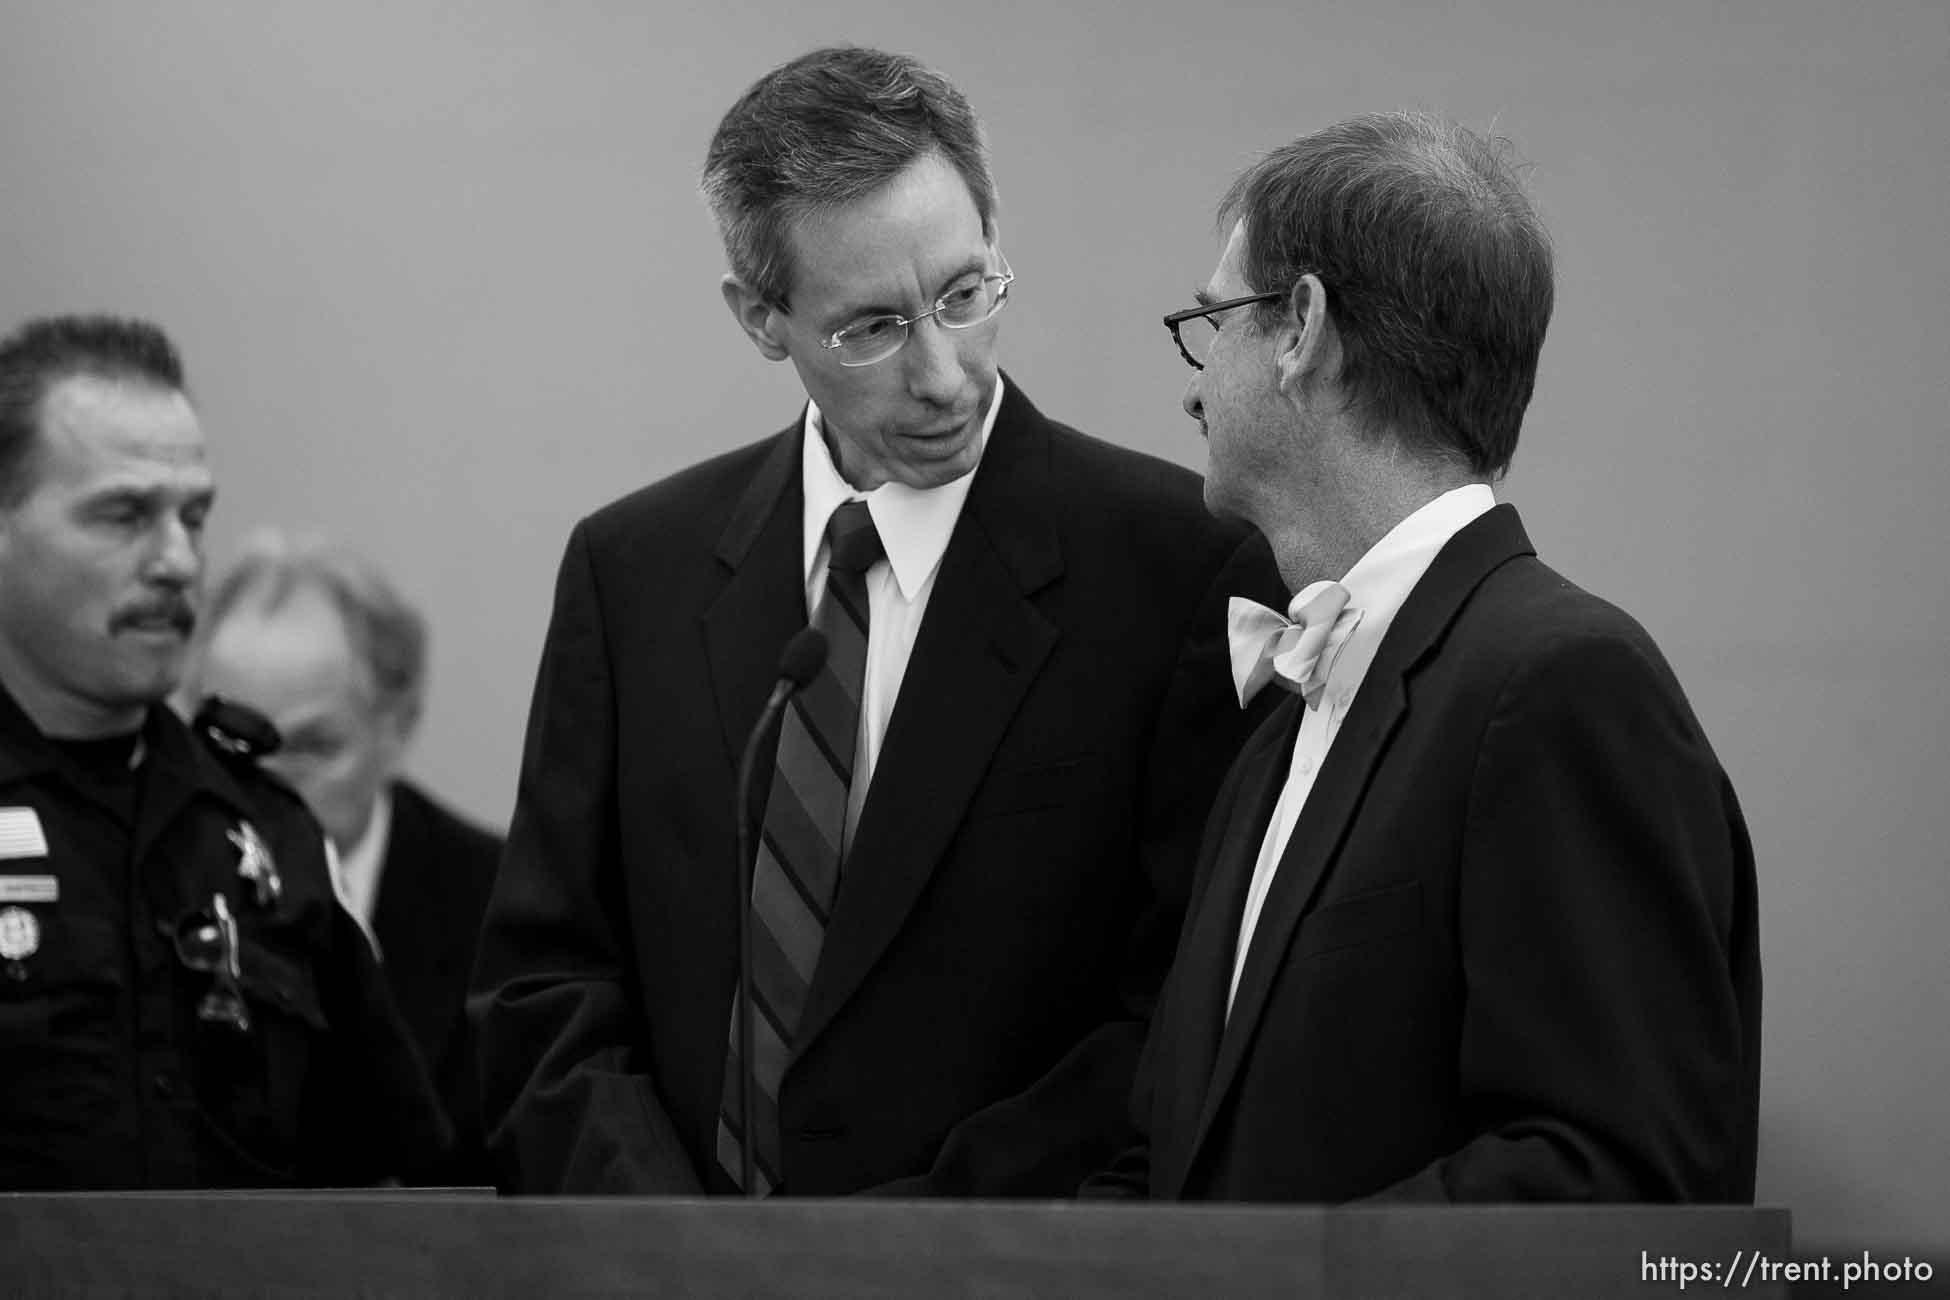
[799, 376, 1005, 601]
[1304, 482, 1498, 693]
[335, 784, 393, 926]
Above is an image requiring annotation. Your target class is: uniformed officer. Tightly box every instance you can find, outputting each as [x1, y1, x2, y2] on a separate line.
[0, 313, 450, 1188]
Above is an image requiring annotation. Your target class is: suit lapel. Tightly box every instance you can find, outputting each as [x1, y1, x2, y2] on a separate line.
[371, 851, 412, 968]
[1178, 505, 1537, 1185]
[793, 380, 1063, 1049]
[702, 421, 810, 777]
[371, 787, 439, 979]
[1155, 703, 1301, 1196]
[370, 792, 411, 960]
[370, 788, 430, 1029]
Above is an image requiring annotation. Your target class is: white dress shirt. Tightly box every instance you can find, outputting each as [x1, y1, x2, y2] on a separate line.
[798, 377, 1004, 849]
[329, 785, 392, 958]
[1227, 483, 1496, 1013]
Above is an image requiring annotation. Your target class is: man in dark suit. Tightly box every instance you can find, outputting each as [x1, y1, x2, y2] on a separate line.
[468, 46, 1279, 1197]
[185, 534, 502, 1185]
[1085, 113, 1761, 1203]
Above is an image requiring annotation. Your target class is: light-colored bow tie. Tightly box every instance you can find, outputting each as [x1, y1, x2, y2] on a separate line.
[1227, 581, 1364, 709]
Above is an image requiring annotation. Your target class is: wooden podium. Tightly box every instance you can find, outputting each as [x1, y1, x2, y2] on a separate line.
[0, 1194, 1790, 1297]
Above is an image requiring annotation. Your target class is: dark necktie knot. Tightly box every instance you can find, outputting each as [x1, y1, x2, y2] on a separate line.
[826, 501, 885, 576]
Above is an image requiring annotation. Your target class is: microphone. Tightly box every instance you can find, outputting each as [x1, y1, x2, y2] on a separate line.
[733, 626, 827, 1196]
[772, 627, 829, 705]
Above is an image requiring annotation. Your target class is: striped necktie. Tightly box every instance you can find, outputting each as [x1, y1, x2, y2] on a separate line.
[718, 499, 884, 1194]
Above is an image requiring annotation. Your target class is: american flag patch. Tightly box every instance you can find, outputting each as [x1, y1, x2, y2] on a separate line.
[0, 808, 48, 860]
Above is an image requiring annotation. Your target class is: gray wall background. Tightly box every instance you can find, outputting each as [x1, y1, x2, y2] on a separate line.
[3, 0, 1943, 1254]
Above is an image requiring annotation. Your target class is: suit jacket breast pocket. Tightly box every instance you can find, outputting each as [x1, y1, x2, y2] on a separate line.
[1292, 880, 1422, 963]
[965, 756, 1102, 822]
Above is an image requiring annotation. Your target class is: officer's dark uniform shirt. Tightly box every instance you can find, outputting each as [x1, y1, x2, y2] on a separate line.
[0, 684, 450, 1189]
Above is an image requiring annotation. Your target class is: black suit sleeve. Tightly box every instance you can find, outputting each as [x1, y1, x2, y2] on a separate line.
[1074, 976, 1163, 1199]
[1367, 629, 1757, 1202]
[469, 521, 702, 1194]
[893, 530, 1283, 1198]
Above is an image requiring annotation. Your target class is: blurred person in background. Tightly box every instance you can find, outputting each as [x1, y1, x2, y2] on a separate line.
[184, 531, 501, 1186]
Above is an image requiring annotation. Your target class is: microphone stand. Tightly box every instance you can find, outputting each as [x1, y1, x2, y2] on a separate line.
[733, 699, 769, 1197]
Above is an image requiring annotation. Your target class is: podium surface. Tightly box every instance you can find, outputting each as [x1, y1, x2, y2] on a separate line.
[1, 1194, 1790, 1298]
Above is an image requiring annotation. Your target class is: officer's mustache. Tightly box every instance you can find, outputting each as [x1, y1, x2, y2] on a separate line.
[112, 596, 196, 636]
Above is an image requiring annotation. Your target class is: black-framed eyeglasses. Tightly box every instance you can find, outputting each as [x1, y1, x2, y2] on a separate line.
[818, 259, 1016, 368]
[1163, 292, 1284, 371]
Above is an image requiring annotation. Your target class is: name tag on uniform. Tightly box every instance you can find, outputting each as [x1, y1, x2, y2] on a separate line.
[0, 807, 49, 860]
[0, 875, 57, 903]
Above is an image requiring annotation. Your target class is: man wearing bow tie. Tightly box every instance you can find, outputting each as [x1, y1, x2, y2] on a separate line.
[1084, 113, 1761, 1202]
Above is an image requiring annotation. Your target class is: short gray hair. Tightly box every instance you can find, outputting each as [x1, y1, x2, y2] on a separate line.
[1222, 112, 1554, 477]
[701, 45, 997, 309]
[193, 531, 429, 735]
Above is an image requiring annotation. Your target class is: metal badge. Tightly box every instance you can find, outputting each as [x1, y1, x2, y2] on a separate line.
[228, 821, 282, 908]
[0, 904, 40, 980]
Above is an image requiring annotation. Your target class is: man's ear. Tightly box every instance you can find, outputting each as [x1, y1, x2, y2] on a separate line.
[1274, 273, 1339, 399]
[721, 275, 790, 362]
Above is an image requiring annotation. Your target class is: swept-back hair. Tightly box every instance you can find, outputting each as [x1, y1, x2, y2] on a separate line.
[701, 45, 996, 308]
[1223, 112, 1554, 477]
